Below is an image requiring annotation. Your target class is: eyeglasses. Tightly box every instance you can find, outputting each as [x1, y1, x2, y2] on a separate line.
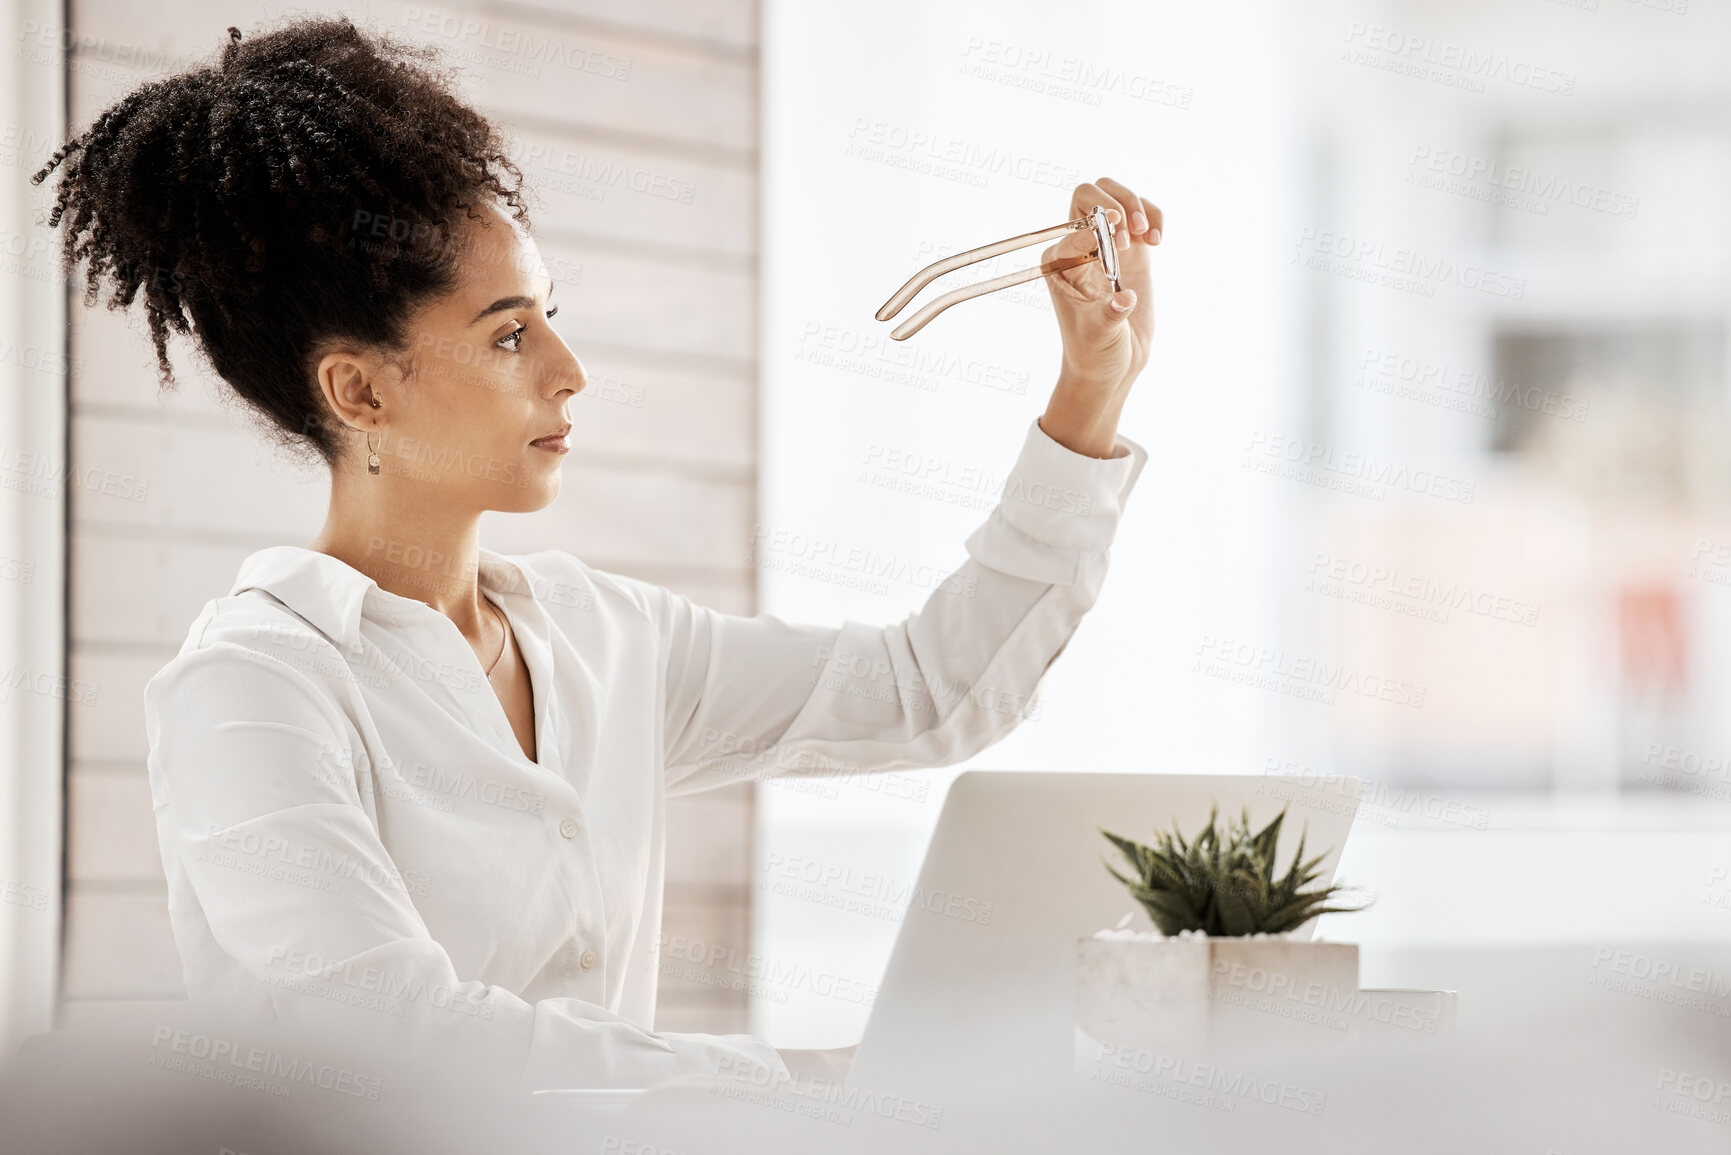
[875, 204, 1121, 341]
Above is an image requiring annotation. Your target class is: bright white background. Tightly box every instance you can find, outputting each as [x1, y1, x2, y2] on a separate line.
[756, 0, 1731, 1047]
[756, 0, 1307, 1046]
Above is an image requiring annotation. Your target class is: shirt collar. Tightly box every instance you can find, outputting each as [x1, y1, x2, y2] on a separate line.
[230, 545, 536, 649]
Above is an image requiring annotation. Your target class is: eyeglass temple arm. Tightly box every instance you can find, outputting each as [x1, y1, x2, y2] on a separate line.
[884, 249, 1102, 341]
[875, 216, 1094, 324]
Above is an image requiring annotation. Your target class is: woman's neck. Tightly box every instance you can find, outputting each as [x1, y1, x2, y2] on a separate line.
[309, 482, 488, 627]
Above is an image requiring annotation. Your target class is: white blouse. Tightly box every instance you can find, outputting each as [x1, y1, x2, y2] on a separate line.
[144, 416, 1148, 1090]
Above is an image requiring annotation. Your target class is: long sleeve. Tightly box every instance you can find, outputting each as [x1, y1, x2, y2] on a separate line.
[144, 645, 787, 1091]
[651, 416, 1148, 795]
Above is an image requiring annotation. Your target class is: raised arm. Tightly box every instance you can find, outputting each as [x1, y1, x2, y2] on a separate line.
[648, 175, 1161, 794]
[643, 415, 1148, 795]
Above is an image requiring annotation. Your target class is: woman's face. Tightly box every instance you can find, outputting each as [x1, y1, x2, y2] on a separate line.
[328, 200, 586, 513]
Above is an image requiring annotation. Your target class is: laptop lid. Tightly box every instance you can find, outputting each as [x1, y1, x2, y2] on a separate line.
[846, 770, 1363, 1091]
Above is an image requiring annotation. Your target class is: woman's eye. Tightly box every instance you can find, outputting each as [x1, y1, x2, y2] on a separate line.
[495, 305, 554, 351]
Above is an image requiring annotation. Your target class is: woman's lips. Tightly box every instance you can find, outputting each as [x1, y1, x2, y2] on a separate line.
[530, 433, 570, 453]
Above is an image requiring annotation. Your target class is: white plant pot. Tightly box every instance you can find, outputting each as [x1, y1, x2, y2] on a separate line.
[1075, 935, 1360, 1059]
[1075, 936, 1458, 1069]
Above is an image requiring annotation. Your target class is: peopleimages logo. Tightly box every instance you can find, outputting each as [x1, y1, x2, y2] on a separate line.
[1654, 1068, 1731, 1129]
[1084, 1041, 1329, 1116]
[0, 445, 151, 502]
[1210, 961, 1441, 1034]
[843, 117, 1080, 190]
[1306, 551, 1541, 628]
[860, 443, 1093, 516]
[401, 7, 634, 79]
[710, 1056, 945, 1130]
[148, 1027, 383, 1101]
[0, 665, 100, 706]
[264, 946, 496, 1021]
[1355, 346, 1590, 424]
[1407, 145, 1640, 219]
[749, 526, 978, 598]
[1242, 431, 1476, 506]
[1635, 742, 1731, 804]
[1341, 23, 1576, 96]
[199, 824, 432, 898]
[794, 321, 1031, 395]
[1259, 759, 1492, 831]
[955, 36, 1194, 110]
[1193, 634, 1427, 709]
[0, 878, 49, 912]
[655, 935, 878, 1007]
[1294, 228, 1526, 300]
[758, 851, 994, 925]
[1588, 947, 1731, 1009]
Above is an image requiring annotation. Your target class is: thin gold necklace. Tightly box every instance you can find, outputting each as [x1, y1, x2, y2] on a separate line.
[483, 598, 508, 678]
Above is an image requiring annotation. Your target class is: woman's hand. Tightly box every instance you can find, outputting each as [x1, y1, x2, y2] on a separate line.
[1038, 176, 1162, 459]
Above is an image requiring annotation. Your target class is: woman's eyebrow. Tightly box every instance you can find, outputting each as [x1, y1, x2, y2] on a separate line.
[467, 281, 557, 327]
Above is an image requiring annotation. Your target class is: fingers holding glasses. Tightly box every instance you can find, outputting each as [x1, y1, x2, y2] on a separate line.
[1072, 181, 1129, 251]
[1047, 180, 1133, 273]
[1088, 177, 1163, 246]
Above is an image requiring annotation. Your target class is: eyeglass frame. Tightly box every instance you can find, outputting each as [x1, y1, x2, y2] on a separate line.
[874, 204, 1121, 341]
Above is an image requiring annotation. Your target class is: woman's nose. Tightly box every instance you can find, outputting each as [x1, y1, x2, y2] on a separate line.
[546, 351, 586, 397]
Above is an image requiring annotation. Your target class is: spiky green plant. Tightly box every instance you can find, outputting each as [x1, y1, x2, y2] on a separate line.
[1099, 805, 1369, 936]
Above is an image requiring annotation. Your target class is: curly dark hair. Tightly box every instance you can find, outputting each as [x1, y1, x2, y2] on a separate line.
[30, 15, 531, 465]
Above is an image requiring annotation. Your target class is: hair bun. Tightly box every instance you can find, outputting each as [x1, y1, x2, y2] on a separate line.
[30, 15, 529, 469]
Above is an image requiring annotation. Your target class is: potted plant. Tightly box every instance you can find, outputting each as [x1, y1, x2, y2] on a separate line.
[1076, 805, 1378, 1058]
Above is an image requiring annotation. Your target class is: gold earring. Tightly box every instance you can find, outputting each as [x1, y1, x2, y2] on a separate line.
[366, 429, 381, 475]
[369, 394, 382, 408]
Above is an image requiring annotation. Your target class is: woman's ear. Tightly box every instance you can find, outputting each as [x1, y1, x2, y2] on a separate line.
[316, 350, 388, 431]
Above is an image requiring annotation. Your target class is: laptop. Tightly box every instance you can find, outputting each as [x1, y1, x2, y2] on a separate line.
[845, 770, 1363, 1091]
[531, 769, 1360, 1108]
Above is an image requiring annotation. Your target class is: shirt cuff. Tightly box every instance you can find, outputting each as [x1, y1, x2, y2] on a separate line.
[663, 1030, 790, 1083]
[961, 417, 1148, 586]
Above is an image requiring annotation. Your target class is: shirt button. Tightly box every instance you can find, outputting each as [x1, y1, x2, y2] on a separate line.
[579, 949, 597, 970]
[558, 818, 578, 839]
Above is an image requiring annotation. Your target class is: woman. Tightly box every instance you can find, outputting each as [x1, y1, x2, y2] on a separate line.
[33, 17, 1157, 1089]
